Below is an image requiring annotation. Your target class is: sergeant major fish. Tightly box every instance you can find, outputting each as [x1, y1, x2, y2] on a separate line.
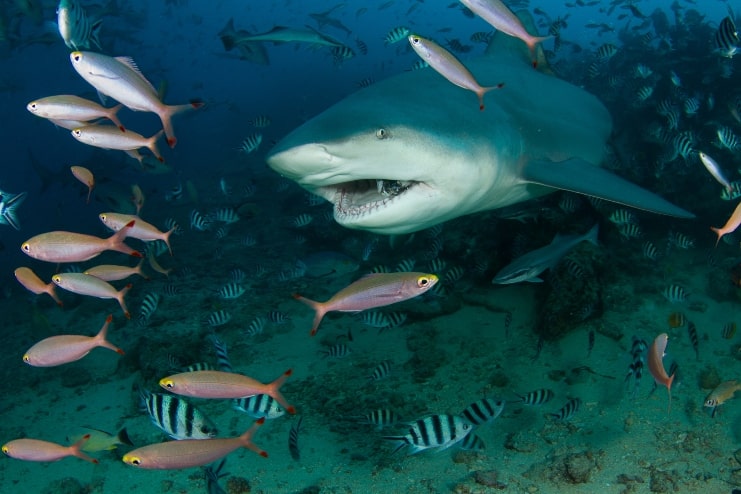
[57, 0, 102, 51]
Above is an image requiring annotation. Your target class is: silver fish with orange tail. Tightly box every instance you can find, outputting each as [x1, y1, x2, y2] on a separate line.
[23, 314, 122, 367]
[69, 51, 203, 148]
[52, 273, 132, 319]
[21, 221, 141, 263]
[123, 419, 266, 469]
[293, 272, 438, 336]
[2, 434, 97, 464]
[648, 333, 675, 412]
[159, 369, 296, 414]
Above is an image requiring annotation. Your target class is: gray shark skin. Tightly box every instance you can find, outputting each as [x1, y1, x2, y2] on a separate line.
[267, 19, 694, 235]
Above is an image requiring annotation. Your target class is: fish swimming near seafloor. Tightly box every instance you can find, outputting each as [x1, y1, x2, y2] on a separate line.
[267, 12, 693, 235]
[492, 224, 599, 284]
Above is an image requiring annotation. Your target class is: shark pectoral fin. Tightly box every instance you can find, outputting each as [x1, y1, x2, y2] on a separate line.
[522, 159, 695, 219]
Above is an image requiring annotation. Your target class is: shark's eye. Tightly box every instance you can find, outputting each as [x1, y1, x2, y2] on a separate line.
[376, 128, 389, 139]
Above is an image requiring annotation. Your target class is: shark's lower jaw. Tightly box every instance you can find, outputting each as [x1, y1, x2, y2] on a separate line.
[326, 179, 419, 218]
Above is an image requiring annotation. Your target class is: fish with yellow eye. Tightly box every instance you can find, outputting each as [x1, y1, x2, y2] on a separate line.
[2, 434, 97, 463]
[705, 380, 741, 418]
[122, 419, 266, 470]
[293, 272, 438, 336]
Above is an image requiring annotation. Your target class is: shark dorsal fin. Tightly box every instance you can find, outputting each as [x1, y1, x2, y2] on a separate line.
[484, 10, 552, 74]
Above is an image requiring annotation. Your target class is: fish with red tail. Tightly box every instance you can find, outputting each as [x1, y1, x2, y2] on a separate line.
[159, 369, 296, 414]
[21, 221, 141, 263]
[293, 272, 438, 336]
[648, 333, 675, 412]
[2, 434, 97, 464]
[122, 419, 266, 469]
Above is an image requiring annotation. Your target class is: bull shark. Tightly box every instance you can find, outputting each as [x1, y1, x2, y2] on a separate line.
[266, 14, 694, 235]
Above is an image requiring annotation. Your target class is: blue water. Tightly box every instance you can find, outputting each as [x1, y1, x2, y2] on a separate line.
[1, 1, 741, 493]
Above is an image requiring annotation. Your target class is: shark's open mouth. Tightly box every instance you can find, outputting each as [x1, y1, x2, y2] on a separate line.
[324, 179, 419, 218]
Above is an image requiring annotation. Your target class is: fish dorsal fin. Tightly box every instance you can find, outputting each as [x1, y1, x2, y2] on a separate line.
[115, 56, 158, 96]
[485, 10, 551, 73]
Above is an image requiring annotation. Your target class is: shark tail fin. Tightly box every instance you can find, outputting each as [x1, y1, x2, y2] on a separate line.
[1, 191, 27, 230]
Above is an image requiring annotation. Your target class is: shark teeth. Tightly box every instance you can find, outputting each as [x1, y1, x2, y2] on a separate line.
[334, 179, 417, 218]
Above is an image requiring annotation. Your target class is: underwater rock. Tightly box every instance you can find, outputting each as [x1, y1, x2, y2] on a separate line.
[226, 476, 251, 494]
[649, 468, 678, 492]
[698, 365, 721, 390]
[41, 478, 85, 494]
[473, 470, 507, 489]
[504, 431, 536, 453]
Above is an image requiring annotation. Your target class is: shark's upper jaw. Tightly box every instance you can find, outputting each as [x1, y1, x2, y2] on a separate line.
[267, 140, 446, 235]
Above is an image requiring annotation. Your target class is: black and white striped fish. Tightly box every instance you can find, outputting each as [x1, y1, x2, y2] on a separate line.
[355, 38, 368, 55]
[57, 0, 102, 51]
[624, 336, 647, 397]
[210, 335, 233, 373]
[515, 388, 554, 406]
[244, 316, 266, 337]
[212, 208, 239, 224]
[249, 115, 271, 128]
[181, 362, 215, 373]
[380, 311, 407, 331]
[233, 394, 285, 419]
[395, 258, 415, 272]
[662, 284, 688, 304]
[368, 360, 393, 381]
[292, 214, 313, 228]
[688, 320, 699, 360]
[190, 209, 211, 231]
[205, 310, 231, 328]
[547, 398, 582, 421]
[267, 310, 290, 324]
[357, 311, 390, 328]
[715, 16, 739, 58]
[137, 292, 160, 326]
[461, 398, 505, 426]
[140, 390, 217, 440]
[320, 343, 351, 359]
[384, 414, 472, 454]
[240, 133, 262, 154]
[459, 433, 485, 451]
[384, 26, 410, 45]
[217, 282, 245, 300]
[444, 266, 465, 284]
[596, 43, 617, 60]
[288, 416, 303, 461]
[358, 409, 401, 430]
[642, 241, 659, 261]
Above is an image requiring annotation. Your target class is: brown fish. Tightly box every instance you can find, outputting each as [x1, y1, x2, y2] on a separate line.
[648, 333, 675, 412]
[705, 380, 741, 417]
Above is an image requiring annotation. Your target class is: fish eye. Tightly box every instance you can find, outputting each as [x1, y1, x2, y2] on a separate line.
[411, 36, 420, 44]
[162, 380, 174, 388]
[418, 277, 429, 287]
[73, 130, 81, 137]
[1, 446, 8, 454]
[73, 53, 81, 62]
[29, 103, 36, 110]
[52, 276, 60, 283]
[21, 243, 30, 252]
[22, 355, 29, 363]
[130, 457, 140, 465]
[376, 128, 389, 139]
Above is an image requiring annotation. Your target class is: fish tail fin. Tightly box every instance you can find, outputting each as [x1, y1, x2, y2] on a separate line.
[528, 35, 553, 68]
[90, 19, 103, 50]
[163, 227, 175, 255]
[586, 223, 600, 245]
[218, 18, 237, 50]
[109, 220, 142, 258]
[239, 418, 268, 458]
[267, 369, 296, 414]
[135, 257, 149, 280]
[117, 427, 133, 447]
[70, 434, 99, 464]
[160, 102, 203, 148]
[148, 130, 165, 162]
[667, 372, 675, 413]
[2, 191, 27, 230]
[477, 83, 505, 110]
[293, 293, 326, 336]
[710, 226, 723, 247]
[108, 103, 125, 132]
[118, 284, 132, 319]
[95, 314, 124, 354]
[47, 283, 63, 307]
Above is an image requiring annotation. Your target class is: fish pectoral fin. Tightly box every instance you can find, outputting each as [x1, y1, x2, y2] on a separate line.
[522, 158, 695, 219]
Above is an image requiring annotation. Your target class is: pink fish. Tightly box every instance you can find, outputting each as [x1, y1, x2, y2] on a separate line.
[2, 434, 97, 463]
[648, 333, 675, 412]
[23, 314, 123, 367]
[52, 273, 132, 318]
[458, 0, 551, 67]
[711, 201, 741, 246]
[70, 165, 95, 203]
[84, 259, 148, 282]
[21, 221, 141, 263]
[293, 272, 438, 336]
[14, 267, 62, 306]
[99, 212, 174, 254]
[123, 419, 266, 469]
[159, 369, 296, 414]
